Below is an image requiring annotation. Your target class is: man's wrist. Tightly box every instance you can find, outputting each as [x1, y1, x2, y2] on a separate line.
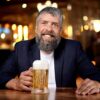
[5, 78, 21, 91]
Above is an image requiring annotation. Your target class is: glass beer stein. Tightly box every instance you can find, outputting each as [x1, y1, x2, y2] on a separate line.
[31, 60, 49, 94]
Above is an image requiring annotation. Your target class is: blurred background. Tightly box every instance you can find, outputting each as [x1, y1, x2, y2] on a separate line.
[0, 0, 100, 68]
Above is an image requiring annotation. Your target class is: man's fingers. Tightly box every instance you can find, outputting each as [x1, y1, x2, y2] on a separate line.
[20, 75, 32, 82]
[76, 78, 100, 95]
[21, 70, 33, 77]
[76, 85, 95, 95]
[18, 69, 33, 91]
[20, 79, 32, 86]
[88, 87, 100, 95]
[76, 79, 91, 92]
[19, 83, 31, 91]
[77, 78, 91, 88]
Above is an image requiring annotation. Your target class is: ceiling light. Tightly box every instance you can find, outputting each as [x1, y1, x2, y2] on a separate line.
[6, 0, 11, 2]
[37, 0, 58, 12]
[67, 4, 72, 11]
[22, 3, 27, 8]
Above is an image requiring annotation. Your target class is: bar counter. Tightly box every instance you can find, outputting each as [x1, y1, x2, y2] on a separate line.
[0, 88, 100, 100]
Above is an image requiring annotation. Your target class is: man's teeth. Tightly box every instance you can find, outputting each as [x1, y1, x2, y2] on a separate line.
[43, 34, 52, 37]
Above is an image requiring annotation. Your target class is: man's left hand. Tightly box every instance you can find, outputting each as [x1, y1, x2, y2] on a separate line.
[76, 78, 100, 95]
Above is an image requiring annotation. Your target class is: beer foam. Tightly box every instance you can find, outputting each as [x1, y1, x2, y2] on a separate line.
[33, 60, 49, 69]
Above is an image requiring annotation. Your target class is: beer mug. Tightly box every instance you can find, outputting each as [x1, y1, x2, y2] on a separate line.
[31, 60, 49, 94]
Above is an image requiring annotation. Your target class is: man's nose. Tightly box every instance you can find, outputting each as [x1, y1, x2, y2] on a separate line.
[46, 24, 52, 32]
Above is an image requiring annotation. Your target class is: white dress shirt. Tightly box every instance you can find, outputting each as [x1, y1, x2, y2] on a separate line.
[40, 50, 56, 89]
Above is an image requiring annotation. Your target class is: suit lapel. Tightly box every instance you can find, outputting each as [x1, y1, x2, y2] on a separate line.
[54, 54, 63, 87]
[54, 39, 65, 87]
[29, 40, 40, 66]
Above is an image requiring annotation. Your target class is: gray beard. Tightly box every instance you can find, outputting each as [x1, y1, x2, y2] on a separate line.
[35, 35, 61, 52]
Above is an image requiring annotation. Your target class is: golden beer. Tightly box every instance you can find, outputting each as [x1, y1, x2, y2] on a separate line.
[32, 60, 49, 94]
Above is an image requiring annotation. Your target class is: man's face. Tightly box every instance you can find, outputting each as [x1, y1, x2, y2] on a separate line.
[35, 13, 62, 52]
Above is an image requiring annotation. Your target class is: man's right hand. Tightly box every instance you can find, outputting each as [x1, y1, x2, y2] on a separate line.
[6, 67, 33, 91]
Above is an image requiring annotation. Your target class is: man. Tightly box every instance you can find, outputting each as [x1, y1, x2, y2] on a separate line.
[0, 7, 100, 95]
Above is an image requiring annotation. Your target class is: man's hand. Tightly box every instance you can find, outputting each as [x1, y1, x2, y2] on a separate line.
[6, 67, 33, 91]
[76, 78, 100, 95]
[17, 67, 33, 91]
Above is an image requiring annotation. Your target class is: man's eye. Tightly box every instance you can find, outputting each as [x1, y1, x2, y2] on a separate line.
[53, 23, 59, 28]
[41, 21, 47, 25]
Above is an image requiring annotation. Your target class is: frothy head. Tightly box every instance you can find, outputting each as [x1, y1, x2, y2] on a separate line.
[33, 60, 49, 70]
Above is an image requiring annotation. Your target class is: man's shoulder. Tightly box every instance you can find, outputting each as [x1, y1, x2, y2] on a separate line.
[15, 38, 35, 46]
[61, 38, 81, 46]
[14, 38, 36, 49]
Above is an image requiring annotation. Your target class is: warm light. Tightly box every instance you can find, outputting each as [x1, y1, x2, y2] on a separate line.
[52, 3, 58, 8]
[67, 4, 72, 11]
[13, 33, 18, 39]
[45, 0, 51, 6]
[18, 25, 23, 41]
[22, 3, 27, 8]
[83, 16, 88, 21]
[81, 26, 84, 32]
[92, 61, 96, 66]
[23, 26, 28, 40]
[37, 0, 58, 12]
[63, 25, 73, 39]
[37, 3, 45, 12]
[91, 20, 100, 32]
[67, 25, 73, 38]
[4, 23, 10, 28]
[0, 33, 6, 39]
[12, 42, 16, 48]
[12, 24, 17, 31]
[6, 0, 10, 1]
[84, 25, 89, 30]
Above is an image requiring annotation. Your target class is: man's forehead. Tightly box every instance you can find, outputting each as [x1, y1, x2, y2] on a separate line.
[39, 12, 55, 16]
[38, 13, 59, 22]
[39, 12, 58, 18]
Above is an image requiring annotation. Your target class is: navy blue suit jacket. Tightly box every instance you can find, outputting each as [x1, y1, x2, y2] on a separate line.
[0, 38, 100, 88]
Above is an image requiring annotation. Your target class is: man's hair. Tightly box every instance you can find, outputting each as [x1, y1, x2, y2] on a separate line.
[36, 7, 63, 27]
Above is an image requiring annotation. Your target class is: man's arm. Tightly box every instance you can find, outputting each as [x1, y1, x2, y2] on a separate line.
[0, 51, 18, 89]
[76, 42, 100, 81]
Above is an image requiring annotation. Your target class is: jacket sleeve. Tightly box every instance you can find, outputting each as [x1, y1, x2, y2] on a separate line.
[76, 42, 100, 82]
[0, 45, 19, 89]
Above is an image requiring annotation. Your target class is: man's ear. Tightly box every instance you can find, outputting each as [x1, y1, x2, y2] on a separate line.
[34, 26, 37, 37]
[35, 26, 37, 33]
[59, 28, 62, 36]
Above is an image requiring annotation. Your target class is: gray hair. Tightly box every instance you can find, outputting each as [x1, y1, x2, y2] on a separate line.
[36, 7, 63, 28]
